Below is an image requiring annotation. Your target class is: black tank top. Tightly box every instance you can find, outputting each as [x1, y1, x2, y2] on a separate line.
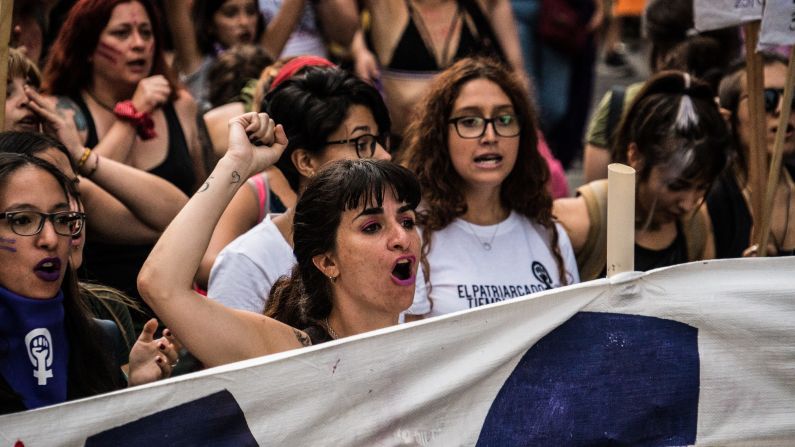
[74, 96, 196, 330]
[634, 222, 689, 272]
[387, 0, 505, 71]
[706, 172, 752, 259]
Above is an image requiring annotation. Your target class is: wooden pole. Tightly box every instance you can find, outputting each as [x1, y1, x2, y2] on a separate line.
[0, 0, 14, 132]
[743, 21, 768, 246]
[756, 46, 795, 256]
[606, 163, 636, 277]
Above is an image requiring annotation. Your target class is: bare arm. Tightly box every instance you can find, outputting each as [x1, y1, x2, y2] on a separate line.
[350, 29, 380, 84]
[552, 196, 591, 253]
[28, 89, 189, 239]
[315, 0, 360, 47]
[204, 102, 247, 160]
[260, 0, 306, 58]
[485, 0, 528, 80]
[583, 143, 611, 183]
[138, 113, 303, 367]
[164, 0, 204, 76]
[196, 182, 260, 288]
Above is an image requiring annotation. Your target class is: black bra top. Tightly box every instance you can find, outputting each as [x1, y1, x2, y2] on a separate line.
[387, 0, 492, 71]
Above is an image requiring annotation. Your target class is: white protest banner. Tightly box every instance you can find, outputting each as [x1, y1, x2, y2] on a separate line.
[694, 0, 763, 31]
[759, 0, 795, 47]
[1, 258, 794, 445]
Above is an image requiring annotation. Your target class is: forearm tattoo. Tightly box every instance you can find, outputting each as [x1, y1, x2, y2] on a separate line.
[231, 171, 241, 184]
[293, 329, 312, 347]
[198, 175, 213, 193]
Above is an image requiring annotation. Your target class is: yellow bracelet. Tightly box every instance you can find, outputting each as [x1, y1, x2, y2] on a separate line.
[78, 148, 92, 168]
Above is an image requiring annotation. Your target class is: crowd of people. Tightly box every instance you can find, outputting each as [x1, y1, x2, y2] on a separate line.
[2, 0, 792, 415]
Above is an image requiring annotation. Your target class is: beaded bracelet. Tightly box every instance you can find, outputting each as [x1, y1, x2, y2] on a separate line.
[78, 147, 92, 168]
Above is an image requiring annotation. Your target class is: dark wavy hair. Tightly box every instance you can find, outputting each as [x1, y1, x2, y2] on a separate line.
[265, 67, 391, 192]
[0, 149, 123, 411]
[644, 0, 741, 75]
[42, 0, 179, 98]
[612, 70, 730, 193]
[207, 44, 272, 109]
[192, 0, 265, 56]
[266, 159, 421, 329]
[400, 57, 567, 293]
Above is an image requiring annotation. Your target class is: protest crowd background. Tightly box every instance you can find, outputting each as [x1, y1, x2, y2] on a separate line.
[1, 0, 794, 442]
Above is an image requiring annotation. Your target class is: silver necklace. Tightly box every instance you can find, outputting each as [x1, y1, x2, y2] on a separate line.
[464, 220, 500, 251]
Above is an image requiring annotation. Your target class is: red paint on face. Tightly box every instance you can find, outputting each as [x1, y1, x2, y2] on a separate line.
[96, 41, 121, 63]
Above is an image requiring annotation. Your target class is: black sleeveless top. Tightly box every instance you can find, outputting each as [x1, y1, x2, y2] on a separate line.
[74, 96, 196, 329]
[387, 0, 505, 71]
[706, 172, 752, 259]
[634, 221, 689, 272]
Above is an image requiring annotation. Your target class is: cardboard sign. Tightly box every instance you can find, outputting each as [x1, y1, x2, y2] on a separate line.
[759, 0, 795, 48]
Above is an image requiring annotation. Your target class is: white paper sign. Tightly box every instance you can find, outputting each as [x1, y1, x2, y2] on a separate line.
[694, 0, 763, 31]
[759, 0, 795, 48]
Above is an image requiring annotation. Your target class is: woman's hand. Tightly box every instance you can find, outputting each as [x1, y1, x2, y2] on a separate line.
[24, 87, 85, 161]
[742, 243, 778, 257]
[127, 318, 180, 386]
[225, 112, 288, 179]
[131, 75, 172, 114]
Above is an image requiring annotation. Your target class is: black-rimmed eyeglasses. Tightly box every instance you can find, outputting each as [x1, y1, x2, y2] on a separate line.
[448, 115, 520, 139]
[324, 134, 390, 159]
[0, 211, 86, 237]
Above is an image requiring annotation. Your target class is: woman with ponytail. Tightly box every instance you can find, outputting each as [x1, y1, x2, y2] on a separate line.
[555, 70, 731, 280]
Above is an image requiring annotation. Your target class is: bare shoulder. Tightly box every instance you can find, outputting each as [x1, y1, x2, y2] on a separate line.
[553, 196, 590, 252]
[173, 89, 199, 117]
[204, 102, 246, 158]
[204, 102, 246, 124]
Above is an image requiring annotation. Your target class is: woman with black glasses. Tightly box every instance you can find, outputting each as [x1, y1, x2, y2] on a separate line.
[0, 142, 177, 415]
[709, 53, 795, 258]
[400, 57, 578, 318]
[207, 67, 398, 314]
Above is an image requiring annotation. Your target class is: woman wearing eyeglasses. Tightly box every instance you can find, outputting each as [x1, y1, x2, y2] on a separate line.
[207, 67, 395, 314]
[708, 53, 795, 258]
[0, 145, 176, 415]
[400, 57, 578, 318]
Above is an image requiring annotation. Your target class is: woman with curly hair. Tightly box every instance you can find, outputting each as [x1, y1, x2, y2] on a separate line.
[401, 57, 578, 317]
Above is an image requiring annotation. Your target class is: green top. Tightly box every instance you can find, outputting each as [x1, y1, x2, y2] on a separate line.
[584, 82, 644, 149]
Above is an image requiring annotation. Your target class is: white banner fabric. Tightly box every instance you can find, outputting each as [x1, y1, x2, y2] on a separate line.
[694, 0, 763, 31]
[0, 257, 794, 446]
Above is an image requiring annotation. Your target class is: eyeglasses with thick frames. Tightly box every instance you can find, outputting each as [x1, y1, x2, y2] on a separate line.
[0, 211, 86, 237]
[325, 134, 390, 159]
[448, 115, 521, 139]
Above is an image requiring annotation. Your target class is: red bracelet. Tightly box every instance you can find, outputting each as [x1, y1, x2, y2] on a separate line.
[113, 100, 157, 140]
